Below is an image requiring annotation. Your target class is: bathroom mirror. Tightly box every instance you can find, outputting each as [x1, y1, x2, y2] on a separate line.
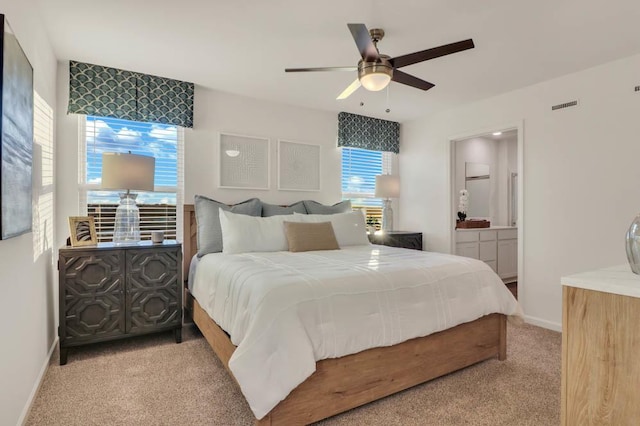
[465, 162, 490, 218]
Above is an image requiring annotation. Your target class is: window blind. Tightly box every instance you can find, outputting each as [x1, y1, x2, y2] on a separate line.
[341, 147, 392, 227]
[79, 115, 184, 242]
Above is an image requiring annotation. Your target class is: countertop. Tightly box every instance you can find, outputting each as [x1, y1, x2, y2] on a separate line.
[562, 264, 640, 299]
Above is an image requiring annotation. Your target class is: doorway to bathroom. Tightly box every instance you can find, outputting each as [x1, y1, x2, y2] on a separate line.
[449, 125, 523, 300]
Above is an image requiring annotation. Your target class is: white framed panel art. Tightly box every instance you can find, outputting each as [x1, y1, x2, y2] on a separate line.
[218, 133, 270, 190]
[278, 140, 321, 191]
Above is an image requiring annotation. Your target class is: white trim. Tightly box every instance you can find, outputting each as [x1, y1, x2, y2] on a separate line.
[524, 315, 562, 332]
[18, 337, 58, 426]
[176, 126, 185, 243]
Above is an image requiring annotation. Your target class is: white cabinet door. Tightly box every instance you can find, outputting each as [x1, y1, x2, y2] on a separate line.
[456, 242, 479, 259]
[497, 239, 517, 279]
[485, 260, 497, 272]
[479, 241, 497, 262]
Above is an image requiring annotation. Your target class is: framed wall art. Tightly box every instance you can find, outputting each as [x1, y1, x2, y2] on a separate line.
[68, 216, 97, 247]
[218, 133, 270, 190]
[278, 140, 320, 191]
[0, 14, 34, 240]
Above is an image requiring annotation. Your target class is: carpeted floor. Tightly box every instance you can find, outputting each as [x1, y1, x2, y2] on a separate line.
[26, 322, 560, 425]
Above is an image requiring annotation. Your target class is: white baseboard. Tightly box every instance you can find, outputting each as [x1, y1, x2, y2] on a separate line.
[524, 315, 562, 332]
[17, 337, 58, 426]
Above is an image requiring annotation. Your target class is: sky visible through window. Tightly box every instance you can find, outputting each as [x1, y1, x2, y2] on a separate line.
[341, 147, 384, 208]
[86, 116, 177, 205]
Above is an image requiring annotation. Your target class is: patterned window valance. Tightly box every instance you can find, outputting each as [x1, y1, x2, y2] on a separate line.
[337, 111, 400, 154]
[68, 61, 194, 128]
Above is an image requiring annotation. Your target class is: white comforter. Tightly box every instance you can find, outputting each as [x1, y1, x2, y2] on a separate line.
[191, 245, 521, 419]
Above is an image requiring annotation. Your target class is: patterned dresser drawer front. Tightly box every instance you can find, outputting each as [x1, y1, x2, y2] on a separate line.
[59, 250, 126, 343]
[127, 248, 182, 333]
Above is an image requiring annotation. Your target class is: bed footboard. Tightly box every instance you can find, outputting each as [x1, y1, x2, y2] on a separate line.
[187, 291, 506, 426]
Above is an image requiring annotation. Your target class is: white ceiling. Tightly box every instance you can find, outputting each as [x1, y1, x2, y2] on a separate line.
[36, 0, 640, 122]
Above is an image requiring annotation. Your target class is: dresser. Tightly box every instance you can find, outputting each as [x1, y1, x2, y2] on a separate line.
[58, 241, 182, 364]
[455, 227, 517, 280]
[369, 231, 423, 250]
[561, 265, 640, 425]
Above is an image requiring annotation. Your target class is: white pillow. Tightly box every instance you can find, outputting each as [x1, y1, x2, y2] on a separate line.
[291, 211, 370, 247]
[219, 208, 288, 254]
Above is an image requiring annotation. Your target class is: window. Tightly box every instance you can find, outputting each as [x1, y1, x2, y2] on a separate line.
[79, 116, 184, 242]
[341, 147, 392, 228]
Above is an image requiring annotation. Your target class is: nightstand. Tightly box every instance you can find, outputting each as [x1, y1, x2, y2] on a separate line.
[368, 231, 423, 250]
[57, 240, 182, 365]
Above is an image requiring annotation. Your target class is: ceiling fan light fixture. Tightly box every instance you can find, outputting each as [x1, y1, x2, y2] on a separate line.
[358, 59, 393, 91]
[286, 24, 474, 100]
[360, 72, 391, 91]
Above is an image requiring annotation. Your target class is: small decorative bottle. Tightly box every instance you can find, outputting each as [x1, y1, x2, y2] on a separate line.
[457, 189, 469, 222]
[626, 213, 640, 274]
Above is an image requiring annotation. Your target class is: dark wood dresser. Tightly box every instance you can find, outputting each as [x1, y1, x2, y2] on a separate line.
[368, 231, 423, 251]
[57, 241, 182, 364]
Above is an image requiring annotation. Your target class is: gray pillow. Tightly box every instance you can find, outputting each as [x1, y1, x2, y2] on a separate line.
[303, 200, 352, 214]
[262, 201, 307, 217]
[194, 195, 261, 256]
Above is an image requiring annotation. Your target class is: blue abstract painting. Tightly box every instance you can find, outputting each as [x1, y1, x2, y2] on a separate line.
[0, 15, 33, 240]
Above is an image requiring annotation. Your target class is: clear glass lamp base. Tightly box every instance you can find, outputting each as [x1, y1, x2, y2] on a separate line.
[113, 192, 141, 244]
[382, 199, 393, 232]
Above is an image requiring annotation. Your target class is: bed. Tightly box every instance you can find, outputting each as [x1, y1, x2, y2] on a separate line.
[182, 204, 520, 425]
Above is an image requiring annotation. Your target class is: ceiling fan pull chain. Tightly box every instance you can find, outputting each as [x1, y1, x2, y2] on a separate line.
[386, 85, 391, 113]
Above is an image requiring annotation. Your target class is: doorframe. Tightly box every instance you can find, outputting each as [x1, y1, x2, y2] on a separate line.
[447, 120, 524, 306]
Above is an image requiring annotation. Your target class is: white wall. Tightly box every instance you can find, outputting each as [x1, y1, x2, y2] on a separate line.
[400, 52, 640, 330]
[185, 88, 343, 206]
[56, 75, 356, 241]
[0, 2, 58, 425]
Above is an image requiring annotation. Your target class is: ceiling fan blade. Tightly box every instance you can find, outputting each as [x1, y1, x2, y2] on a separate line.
[347, 23, 379, 61]
[285, 66, 357, 72]
[336, 79, 361, 100]
[391, 70, 435, 91]
[390, 39, 475, 69]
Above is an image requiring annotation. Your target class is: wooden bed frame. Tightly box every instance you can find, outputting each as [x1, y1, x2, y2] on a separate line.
[183, 204, 507, 425]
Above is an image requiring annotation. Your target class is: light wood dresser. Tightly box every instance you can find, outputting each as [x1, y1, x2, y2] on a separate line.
[562, 265, 640, 425]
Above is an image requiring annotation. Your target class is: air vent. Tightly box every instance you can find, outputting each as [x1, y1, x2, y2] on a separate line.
[551, 100, 578, 111]
[635, 86, 640, 92]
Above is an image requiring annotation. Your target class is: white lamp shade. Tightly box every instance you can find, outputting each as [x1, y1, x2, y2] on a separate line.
[360, 72, 391, 91]
[375, 174, 400, 198]
[101, 152, 155, 191]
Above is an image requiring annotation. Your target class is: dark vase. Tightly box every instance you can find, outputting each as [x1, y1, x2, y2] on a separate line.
[457, 212, 467, 221]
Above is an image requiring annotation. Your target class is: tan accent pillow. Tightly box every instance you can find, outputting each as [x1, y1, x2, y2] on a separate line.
[283, 221, 340, 253]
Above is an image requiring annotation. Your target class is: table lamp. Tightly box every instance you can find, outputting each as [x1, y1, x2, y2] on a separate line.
[375, 174, 400, 231]
[101, 152, 155, 243]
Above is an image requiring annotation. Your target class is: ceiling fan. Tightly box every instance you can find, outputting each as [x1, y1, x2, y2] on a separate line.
[285, 23, 475, 100]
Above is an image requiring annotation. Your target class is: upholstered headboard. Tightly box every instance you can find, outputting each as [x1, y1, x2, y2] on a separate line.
[183, 204, 197, 281]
